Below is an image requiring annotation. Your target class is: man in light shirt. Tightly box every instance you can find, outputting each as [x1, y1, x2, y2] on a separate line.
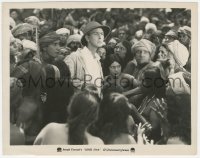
[64, 21, 110, 94]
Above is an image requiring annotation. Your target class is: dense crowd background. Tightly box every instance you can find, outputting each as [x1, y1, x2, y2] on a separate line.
[9, 8, 191, 145]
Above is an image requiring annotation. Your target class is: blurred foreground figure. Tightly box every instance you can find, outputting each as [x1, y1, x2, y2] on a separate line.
[34, 91, 103, 145]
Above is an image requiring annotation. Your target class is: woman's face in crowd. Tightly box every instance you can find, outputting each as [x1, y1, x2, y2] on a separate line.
[109, 61, 122, 77]
[178, 33, 190, 46]
[10, 11, 18, 20]
[118, 30, 127, 41]
[46, 40, 60, 58]
[157, 46, 169, 60]
[114, 42, 127, 59]
[97, 47, 106, 60]
[135, 47, 151, 65]
[86, 28, 104, 48]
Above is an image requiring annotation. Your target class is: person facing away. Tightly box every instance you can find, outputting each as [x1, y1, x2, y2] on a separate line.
[34, 91, 103, 145]
[64, 21, 111, 95]
[89, 92, 145, 144]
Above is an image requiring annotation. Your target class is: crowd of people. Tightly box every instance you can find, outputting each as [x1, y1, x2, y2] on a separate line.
[9, 8, 191, 145]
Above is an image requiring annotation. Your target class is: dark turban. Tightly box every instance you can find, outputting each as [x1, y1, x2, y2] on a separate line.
[39, 31, 60, 48]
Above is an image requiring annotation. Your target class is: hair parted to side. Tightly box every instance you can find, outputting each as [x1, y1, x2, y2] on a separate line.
[67, 91, 99, 145]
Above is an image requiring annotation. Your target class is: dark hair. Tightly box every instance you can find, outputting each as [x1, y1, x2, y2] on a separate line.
[96, 93, 131, 144]
[121, 40, 133, 63]
[81, 83, 101, 102]
[107, 54, 122, 67]
[115, 40, 133, 70]
[67, 91, 99, 145]
[142, 66, 166, 98]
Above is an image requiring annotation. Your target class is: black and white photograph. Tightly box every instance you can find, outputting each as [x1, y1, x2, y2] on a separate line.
[2, 1, 198, 155]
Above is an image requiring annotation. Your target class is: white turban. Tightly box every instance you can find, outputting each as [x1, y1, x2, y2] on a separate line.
[145, 23, 157, 33]
[56, 28, 70, 35]
[167, 40, 189, 66]
[67, 34, 82, 45]
[22, 39, 37, 51]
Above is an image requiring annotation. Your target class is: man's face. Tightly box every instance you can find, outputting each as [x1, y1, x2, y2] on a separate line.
[46, 40, 60, 58]
[10, 40, 18, 55]
[97, 47, 106, 60]
[18, 32, 32, 41]
[135, 47, 151, 65]
[59, 34, 69, 45]
[109, 61, 121, 77]
[68, 41, 82, 52]
[118, 30, 127, 41]
[157, 46, 169, 60]
[114, 42, 127, 59]
[86, 28, 104, 48]
[178, 33, 190, 46]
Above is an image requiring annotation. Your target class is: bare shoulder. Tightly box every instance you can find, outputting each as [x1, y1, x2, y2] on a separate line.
[45, 123, 66, 131]
[86, 133, 104, 145]
[112, 133, 136, 144]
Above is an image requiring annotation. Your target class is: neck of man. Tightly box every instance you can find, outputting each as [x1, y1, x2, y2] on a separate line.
[87, 44, 98, 58]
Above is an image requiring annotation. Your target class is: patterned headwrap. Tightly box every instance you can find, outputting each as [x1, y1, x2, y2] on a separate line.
[132, 39, 156, 59]
[39, 31, 60, 48]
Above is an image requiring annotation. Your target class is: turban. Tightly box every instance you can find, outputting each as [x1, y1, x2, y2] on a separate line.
[22, 39, 37, 51]
[165, 30, 178, 39]
[140, 16, 150, 23]
[135, 30, 143, 39]
[56, 28, 70, 35]
[67, 34, 82, 45]
[39, 31, 60, 48]
[25, 16, 40, 27]
[132, 39, 156, 59]
[166, 40, 189, 66]
[145, 23, 157, 33]
[178, 26, 191, 38]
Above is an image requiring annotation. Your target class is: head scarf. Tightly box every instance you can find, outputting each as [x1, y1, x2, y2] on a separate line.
[165, 30, 178, 39]
[132, 39, 156, 59]
[39, 31, 60, 48]
[56, 28, 70, 35]
[22, 39, 37, 51]
[67, 34, 82, 45]
[145, 23, 157, 33]
[166, 40, 189, 66]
